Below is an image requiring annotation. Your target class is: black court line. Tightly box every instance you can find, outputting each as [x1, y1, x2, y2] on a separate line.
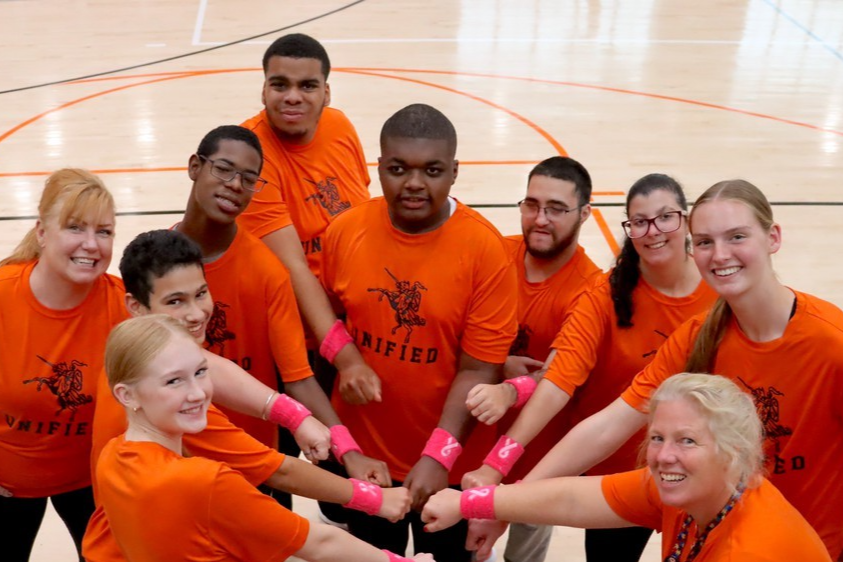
[0, 0, 367, 95]
[1, 201, 841, 222]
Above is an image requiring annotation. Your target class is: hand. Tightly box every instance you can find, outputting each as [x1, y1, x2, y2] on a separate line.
[466, 518, 508, 560]
[466, 383, 517, 425]
[379, 486, 411, 522]
[503, 355, 545, 380]
[293, 416, 331, 462]
[338, 363, 382, 405]
[461, 464, 504, 490]
[0, 485, 12, 498]
[420, 488, 463, 532]
[403, 455, 449, 512]
[343, 451, 391, 486]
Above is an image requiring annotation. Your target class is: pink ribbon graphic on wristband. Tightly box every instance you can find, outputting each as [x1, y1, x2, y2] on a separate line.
[483, 435, 525, 476]
[267, 393, 311, 432]
[343, 478, 383, 516]
[422, 427, 463, 471]
[504, 375, 538, 408]
[460, 485, 497, 520]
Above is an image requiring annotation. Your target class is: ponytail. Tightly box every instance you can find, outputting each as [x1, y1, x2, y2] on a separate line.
[609, 237, 641, 327]
[685, 298, 733, 373]
[0, 228, 41, 266]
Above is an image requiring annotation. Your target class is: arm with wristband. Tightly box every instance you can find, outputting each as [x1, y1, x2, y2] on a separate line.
[403, 351, 502, 511]
[465, 352, 550, 426]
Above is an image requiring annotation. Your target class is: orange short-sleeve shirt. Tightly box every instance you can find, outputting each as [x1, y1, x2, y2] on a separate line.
[322, 198, 518, 483]
[545, 274, 716, 475]
[602, 468, 831, 561]
[0, 261, 127, 497]
[96, 438, 308, 562]
[620, 291, 843, 558]
[238, 107, 371, 279]
[201, 227, 313, 446]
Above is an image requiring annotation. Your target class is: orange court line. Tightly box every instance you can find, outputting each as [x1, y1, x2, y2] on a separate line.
[591, 208, 620, 255]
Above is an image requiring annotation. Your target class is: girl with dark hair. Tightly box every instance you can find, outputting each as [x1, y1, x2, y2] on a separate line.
[463, 173, 716, 561]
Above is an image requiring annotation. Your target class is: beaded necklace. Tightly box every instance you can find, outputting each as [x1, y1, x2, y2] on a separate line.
[663, 486, 744, 562]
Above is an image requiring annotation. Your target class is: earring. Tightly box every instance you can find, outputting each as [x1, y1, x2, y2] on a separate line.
[132, 406, 139, 413]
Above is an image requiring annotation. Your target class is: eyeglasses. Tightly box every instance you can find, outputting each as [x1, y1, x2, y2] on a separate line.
[517, 199, 581, 220]
[621, 210, 687, 239]
[198, 155, 267, 193]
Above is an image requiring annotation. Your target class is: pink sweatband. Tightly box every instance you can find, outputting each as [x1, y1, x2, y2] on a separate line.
[460, 486, 497, 520]
[504, 376, 538, 408]
[483, 435, 526, 476]
[330, 424, 363, 462]
[382, 550, 411, 561]
[320, 320, 354, 364]
[266, 393, 312, 432]
[343, 478, 383, 516]
[422, 428, 462, 471]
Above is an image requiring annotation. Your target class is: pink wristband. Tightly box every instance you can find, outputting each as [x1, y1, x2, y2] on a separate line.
[320, 320, 354, 364]
[382, 550, 411, 561]
[343, 478, 383, 516]
[421, 428, 462, 471]
[504, 376, 538, 408]
[267, 393, 312, 432]
[330, 424, 362, 463]
[460, 485, 497, 520]
[483, 435, 525, 476]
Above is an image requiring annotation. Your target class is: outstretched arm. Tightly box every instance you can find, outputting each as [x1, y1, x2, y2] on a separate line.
[295, 524, 433, 562]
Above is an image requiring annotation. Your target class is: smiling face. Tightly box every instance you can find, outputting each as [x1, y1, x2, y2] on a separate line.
[36, 208, 115, 287]
[123, 334, 212, 438]
[521, 174, 589, 259]
[626, 189, 688, 269]
[690, 199, 780, 301]
[647, 398, 733, 523]
[188, 139, 262, 224]
[378, 136, 458, 234]
[262, 56, 330, 145]
[127, 264, 213, 344]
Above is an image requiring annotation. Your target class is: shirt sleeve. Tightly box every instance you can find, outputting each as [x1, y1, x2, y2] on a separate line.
[237, 152, 295, 240]
[209, 465, 310, 562]
[183, 405, 284, 486]
[601, 468, 663, 531]
[544, 286, 611, 396]
[620, 318, 698, 412]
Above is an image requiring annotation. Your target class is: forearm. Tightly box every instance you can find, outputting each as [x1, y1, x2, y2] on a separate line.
[439, 364, 500, 439]
[524, 397, 646, 481]
[285, 376, 342, 427]
[264, 456, 352, 504]
[295, 523, 390, 562]
[506, 379, 571, 444]
[203, 351, 273, 418]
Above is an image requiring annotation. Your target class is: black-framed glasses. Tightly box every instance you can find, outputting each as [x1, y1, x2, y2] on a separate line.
[517, 199, 581, 220]
[621, 210, 687, 239]
[198, 155, 267, 193]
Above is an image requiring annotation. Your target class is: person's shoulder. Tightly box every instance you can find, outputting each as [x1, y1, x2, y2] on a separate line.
[100, 272, 126, 293]
[572, 246, 603, 281]
[240, 111, 267, 133]
[0, 261, 29, 284]
[330, 197, 383, 231]
[454, 201, 506, 240]
[796, 290, 843, 334]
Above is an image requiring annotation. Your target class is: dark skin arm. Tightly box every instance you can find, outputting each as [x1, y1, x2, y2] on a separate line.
[403, 352, 502, 511]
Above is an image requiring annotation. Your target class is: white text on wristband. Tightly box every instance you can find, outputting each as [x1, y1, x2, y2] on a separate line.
[267, 393, 312, 432]
[343, 478, 383, 515]
[422, 427, 462, 471]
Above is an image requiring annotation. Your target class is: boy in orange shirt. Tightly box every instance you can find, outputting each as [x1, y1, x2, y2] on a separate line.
[321, 104, 518, 561]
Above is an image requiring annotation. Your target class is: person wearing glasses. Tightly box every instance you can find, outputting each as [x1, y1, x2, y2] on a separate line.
[462, 173, 716, 562]
[173, 125, 390, 507]
[456, 156, 601, 562]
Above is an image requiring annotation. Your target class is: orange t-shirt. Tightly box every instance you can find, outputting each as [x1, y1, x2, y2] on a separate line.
[96, 437, 308, 562]
[85, 380, 285, 562]
[621, 291, 843, 558]
[602, 468, 831, 561]
[321, 198, 518, 484]
[545, 274, 717, 476]
[502, 236, 602, 482]
[0, 261, 127, 497]
[202, 226, 313, 447]
[238, 107, 371, 279]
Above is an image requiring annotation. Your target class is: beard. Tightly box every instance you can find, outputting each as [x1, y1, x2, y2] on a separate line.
[525, 223, 580, 260]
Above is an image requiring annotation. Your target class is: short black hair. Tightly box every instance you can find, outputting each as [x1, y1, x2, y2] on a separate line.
[120, 230, 205, 308]
[528, 156, 592, 207]
[262, 33, 331, 79]
[196, 125, 263, 170]
[380, 104, 457, 157]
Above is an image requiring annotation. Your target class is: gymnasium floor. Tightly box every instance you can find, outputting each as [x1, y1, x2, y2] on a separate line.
[2, 0, 841, 559]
